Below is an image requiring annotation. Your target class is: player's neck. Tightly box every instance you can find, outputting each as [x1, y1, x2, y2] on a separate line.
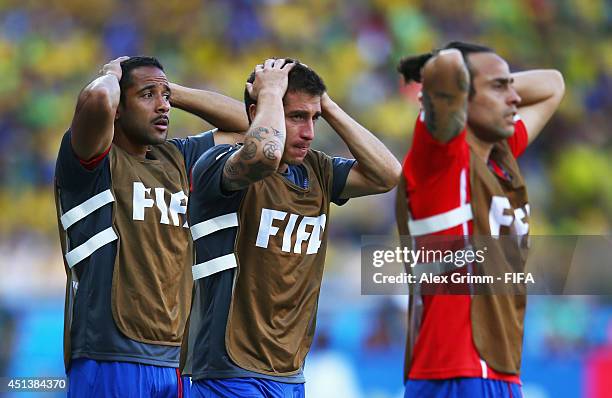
[466, 130, 493, 162]
[277, 162, 289, 173]
[113, 127, 149, 159]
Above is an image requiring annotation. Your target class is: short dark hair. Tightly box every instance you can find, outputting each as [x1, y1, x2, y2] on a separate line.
[244, 59, 326, 123]
[119, 56, 165, 103]
[396, 41, 493, 98]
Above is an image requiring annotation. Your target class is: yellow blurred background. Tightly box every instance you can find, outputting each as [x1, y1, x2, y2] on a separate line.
[0, 1, 610, 397]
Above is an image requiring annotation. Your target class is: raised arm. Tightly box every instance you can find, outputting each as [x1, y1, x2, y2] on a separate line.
[513, 69, 565, 144]
[321, 94, 401, 198]
[70, 56, 128, 160]
[169, 83, 249, 133]
[420, 49, 470, 143]
[221, 59, 294, 191]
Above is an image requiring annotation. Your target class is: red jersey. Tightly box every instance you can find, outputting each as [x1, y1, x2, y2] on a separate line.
[402, 112, 528, 383]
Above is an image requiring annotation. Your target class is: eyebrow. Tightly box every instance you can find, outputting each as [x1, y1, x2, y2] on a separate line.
[137, 83, 171, 93]
[288, 110, 322, 118]
[492, 77, 514, 85]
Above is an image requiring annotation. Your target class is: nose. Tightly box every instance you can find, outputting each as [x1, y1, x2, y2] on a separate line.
[508, 87, 521, 106]
[156, 94, 170, 113]
[300, 119, 315, 141]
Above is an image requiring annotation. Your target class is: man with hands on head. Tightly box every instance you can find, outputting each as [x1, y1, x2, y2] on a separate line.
[395, 42, 564, 398]
[54, 55, 248, 397]
[182, 58, 401, 398]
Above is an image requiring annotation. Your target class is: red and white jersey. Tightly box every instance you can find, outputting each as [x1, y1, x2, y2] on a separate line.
[402, 112, 528, 383]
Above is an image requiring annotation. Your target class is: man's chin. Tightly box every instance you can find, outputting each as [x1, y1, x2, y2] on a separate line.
[284, 154, 307, 166]
[499, 126, 515, 139]
[475, 127, 514, 143]
[148, 131, 168, 145]
[283, 149, 309, 165]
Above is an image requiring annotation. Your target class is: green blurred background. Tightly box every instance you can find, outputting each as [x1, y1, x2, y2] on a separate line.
[0, 0, 610, 397]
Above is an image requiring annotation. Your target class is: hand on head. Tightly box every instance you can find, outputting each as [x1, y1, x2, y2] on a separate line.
[100, 56, 130, 80]
[246, 58, 295, 101]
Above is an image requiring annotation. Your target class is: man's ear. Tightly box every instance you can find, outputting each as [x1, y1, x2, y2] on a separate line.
[115, 101, 124, 121]
[248, 103, 257, 123]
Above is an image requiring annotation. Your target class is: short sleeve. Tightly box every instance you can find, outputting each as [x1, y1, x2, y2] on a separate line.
[169, 129, 216, 173]
[55, 130, 109, 190]
[330, 157, 356, 206]
[190, 144, 243, 203]
[506, 118, 529, 158]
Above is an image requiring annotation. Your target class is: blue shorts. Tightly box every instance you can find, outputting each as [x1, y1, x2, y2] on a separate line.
[192, 378, 304, 398]
[67, 358, 190, 398]
[405, 378, 522, 398]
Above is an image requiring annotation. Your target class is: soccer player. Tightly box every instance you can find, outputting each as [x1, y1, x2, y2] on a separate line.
[54, 56, 249, 397]
[395, 42, 564, 397]
[182, 58, 401, 397]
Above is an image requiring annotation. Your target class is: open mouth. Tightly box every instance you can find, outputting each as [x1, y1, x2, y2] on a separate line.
[505, 112, 517, 124]
[153, 116, 169, 131]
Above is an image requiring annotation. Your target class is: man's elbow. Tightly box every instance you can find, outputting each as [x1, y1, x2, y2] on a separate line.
[549, 70, 565, 99]
[375, 162, 403, 193]
[426, 49, 464, 75]
[80, 86, 117, 114]
[256, 159, 280, 177]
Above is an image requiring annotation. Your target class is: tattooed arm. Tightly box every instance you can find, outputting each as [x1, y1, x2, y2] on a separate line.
[221, 59, 294, 191]
[221, 125, 285, 191]
[421, 49, 470, 143]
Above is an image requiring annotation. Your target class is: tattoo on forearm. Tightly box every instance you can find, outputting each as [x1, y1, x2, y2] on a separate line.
[448, 103, 467, 138]
[434, 91, 455, 105]
[223, 158, 275, 190]
[224, 160, 240, 177]
[240, 141, 257, 160]
[457, 67, 469, 92]
[422, 91, 437, 132]
[222, 126, 285, 190]
[245, 126, 284, 143]
[250, 127, 267, 142]
[263, 141, 279, 160]
[423, 64, 469, 140]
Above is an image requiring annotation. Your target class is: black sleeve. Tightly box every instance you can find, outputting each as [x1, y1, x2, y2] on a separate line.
[55, 130, 109, 191]
[190, 144, 244, 203]
[168, 129, 216, 173]
[330, 156, 356, 206]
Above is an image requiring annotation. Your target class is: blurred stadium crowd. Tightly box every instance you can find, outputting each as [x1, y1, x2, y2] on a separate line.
[0, 0, 610, 397]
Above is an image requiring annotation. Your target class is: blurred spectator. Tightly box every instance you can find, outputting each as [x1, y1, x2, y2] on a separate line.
[0, 2, 610, 397]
